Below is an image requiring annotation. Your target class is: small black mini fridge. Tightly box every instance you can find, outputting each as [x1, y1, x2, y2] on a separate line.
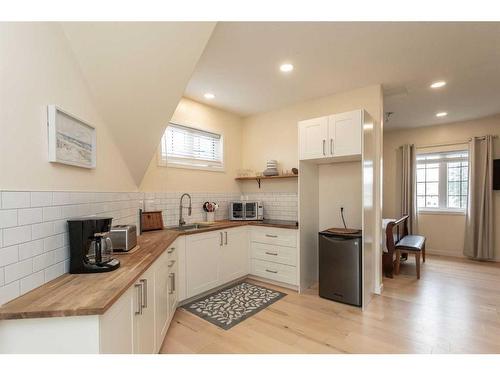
[318, 231, 362, 307]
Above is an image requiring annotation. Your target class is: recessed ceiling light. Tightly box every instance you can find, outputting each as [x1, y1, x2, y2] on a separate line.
[279, 63, 294, 73]
[430, 81, 447, 89]
[204, 93, 215, 99]
[436, 112, 448, 117]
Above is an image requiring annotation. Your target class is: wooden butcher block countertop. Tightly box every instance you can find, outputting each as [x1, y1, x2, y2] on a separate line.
[0, 220, 297, 320]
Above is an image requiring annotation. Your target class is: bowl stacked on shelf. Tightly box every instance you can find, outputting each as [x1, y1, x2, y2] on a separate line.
[263, 160, 279, 176]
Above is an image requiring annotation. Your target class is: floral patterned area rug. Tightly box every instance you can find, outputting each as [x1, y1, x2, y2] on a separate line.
[183, 282, 287, 330]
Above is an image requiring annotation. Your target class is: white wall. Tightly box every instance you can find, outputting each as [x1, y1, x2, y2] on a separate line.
[0, 23, 137, 192]
[383, 114, 500, 260]
[139, 98, 243, 193]
[241, 85, 383, 183]
[318, 162, 362, 230]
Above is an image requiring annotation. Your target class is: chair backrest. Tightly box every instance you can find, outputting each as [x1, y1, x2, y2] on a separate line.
[385, 215, 409, 254]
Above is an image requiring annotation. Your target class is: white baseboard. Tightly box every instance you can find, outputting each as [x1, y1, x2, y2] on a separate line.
[426, 248, 500, 262]
[426, 248, 465, 258]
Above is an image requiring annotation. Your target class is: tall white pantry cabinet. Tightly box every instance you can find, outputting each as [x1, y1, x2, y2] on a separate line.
[297, 109, 382, 310]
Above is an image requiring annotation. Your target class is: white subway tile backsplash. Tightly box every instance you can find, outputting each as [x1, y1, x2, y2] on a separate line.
[19, 240, 44, 260]
[0, 209, 18, 229]
[44, 261, 65, 282]
[0, 245, 19, 267]
[20, 271, 44, 294]
[2, 192, 30, 209]
[43, 206, 62, 221]
[4, 259, 33, 284]
[3, 225, 31, 246]
[54, 246, 69, 263]
[33, 251, 56, 272]
[52, 192, 71, 206]
[18, 208, 43, 226]
[30, 192, 53, 207]
[0, 281, 20, 305]
[32, 222, 55, 240]
[0, 189, 297, 306]
[44, 234, 63, 252]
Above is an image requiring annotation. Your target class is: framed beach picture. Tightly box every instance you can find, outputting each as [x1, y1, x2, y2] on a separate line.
[47, 105, 96, 169]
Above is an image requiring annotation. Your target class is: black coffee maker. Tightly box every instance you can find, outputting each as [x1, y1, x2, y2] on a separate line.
[68, 217, 120, 274]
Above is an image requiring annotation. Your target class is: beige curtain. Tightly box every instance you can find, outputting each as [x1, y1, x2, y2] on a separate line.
[401, 144, 418, 234]
[464, 136, 494, 260]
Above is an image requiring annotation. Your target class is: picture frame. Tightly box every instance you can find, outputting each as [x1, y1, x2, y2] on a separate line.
[47, 105, 97, 169]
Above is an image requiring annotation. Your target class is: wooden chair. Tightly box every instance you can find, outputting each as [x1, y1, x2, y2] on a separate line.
[384, 215, 426, 279]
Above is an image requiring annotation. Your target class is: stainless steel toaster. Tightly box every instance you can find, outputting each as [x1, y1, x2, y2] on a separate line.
[109, 225, 137, 252]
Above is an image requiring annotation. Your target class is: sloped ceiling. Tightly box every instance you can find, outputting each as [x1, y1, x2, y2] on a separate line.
[61, 22, 216, 185]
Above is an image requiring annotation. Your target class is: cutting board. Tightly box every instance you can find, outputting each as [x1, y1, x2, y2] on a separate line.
[141, 211, 164, 231]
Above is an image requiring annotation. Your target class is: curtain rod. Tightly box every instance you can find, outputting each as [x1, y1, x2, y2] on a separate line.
[415, 135, 498, 149]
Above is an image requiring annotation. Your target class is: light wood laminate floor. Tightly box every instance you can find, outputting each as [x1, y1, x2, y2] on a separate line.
[160, 255, 500, 354]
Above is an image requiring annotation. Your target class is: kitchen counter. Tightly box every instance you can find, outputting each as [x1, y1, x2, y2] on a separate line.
[0, 220, 297, 320]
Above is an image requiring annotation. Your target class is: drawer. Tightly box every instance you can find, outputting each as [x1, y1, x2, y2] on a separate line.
[166, 243, 178, 261]
[250, 258, 297, 285]
[251, 242, 297, 266]
[250, 228, 297, 248]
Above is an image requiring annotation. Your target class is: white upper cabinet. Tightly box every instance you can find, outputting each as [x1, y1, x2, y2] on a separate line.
[298, 116, 329, 160]
[328, 110, 362, 157]
[298, 109, 363, 161]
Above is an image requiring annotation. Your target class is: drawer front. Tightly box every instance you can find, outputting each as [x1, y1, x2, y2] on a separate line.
[250, 228, 297, 248]
[166, 242, 178, 261]
[250, 259, 297, 285]
[251, 242, 297, 266]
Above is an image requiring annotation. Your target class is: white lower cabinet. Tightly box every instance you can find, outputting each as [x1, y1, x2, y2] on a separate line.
[100, 239, 181, 354]
[154, 252, 170, 351]
[220, 228, 249, 284]
[186, 231, 222, 298]
[133, 266, 155, 354]
[184, 227, 249, 300]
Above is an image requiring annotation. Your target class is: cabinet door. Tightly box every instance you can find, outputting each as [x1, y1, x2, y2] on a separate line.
[186, 231, 222, 298]
[133, 267, 156, 354]
[167, 257, 178, 318]
[220, 228, 249, 283]
[100, 287, 134, 354]
[298, 116, 329, 160]
[154, 253, 169, 351]
[329, 110, 362, 157]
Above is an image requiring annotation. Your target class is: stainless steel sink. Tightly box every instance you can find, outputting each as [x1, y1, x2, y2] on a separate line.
[168, 223, 212, 232]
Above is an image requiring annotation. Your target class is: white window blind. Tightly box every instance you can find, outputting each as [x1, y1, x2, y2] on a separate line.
[416, 149, 468, 212]
[159, 123, 224, 170]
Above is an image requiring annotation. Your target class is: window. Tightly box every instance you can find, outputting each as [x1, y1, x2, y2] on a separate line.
[416, 149, 468, 212]
[159, 123, 224, 171]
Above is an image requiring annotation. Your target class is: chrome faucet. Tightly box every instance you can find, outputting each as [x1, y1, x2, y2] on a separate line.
[179, 193, 192, 227]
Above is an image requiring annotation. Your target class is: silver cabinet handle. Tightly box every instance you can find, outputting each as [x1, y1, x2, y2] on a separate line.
[265, 251, 278, 256]
[265, 234, 278, 238]
[169, 273, 175, 294]
[167, 247, 175, 254]
[330, 138, 333, 155]
[265, 269, 278, 274]
[168, 260, 176, 268]
[140, 279, 147, 308]
[220, 232, 223, 246]
[134, 284, 142, 315]
[322, 139, 326, 155]
[224, 231, 228, 245]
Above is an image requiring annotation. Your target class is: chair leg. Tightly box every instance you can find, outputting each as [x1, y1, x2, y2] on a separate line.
[395, 250, 401, 275]
[415, 252, 421, 279]
[422, 243, 426, 263]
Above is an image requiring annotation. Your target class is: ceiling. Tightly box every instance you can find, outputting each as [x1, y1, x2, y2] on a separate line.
[185, 22, 500, 130]
[61, 22, 215, 184]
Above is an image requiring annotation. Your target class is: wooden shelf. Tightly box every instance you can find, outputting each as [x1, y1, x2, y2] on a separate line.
[235, 174, 298, 188]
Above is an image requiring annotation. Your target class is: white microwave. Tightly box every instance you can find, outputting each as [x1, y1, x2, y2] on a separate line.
[229, 201, 263, 221]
